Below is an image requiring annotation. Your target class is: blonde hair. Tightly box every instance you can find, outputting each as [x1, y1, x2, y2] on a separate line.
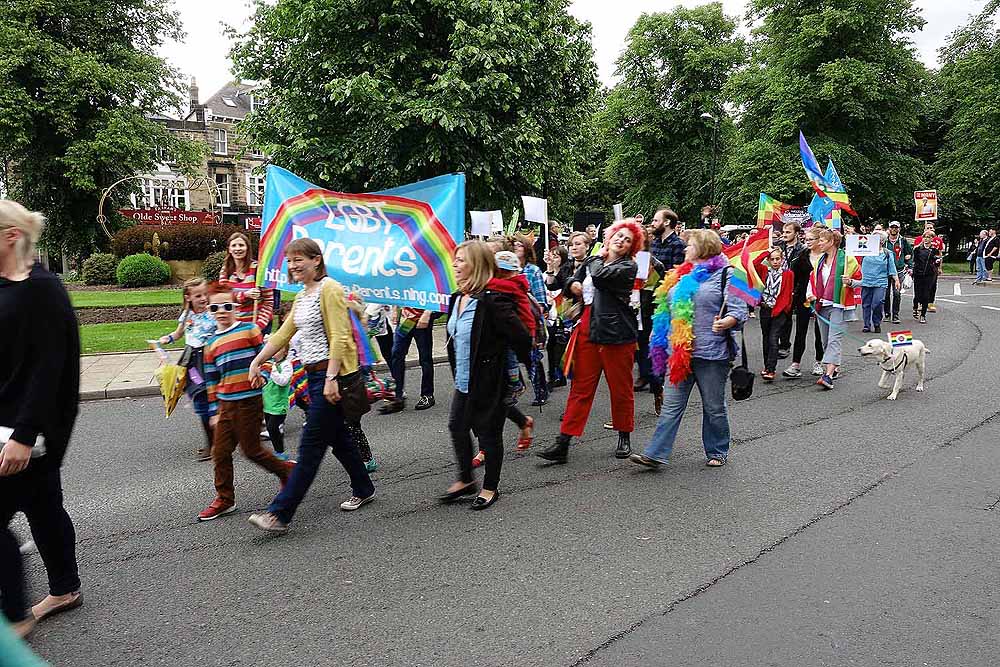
[813, 226, 842, 250]
[455, 240, 496, 294]
[685, 229, 723, 260]
[0, 201, 45, 265]
[181, 278, 208, 311]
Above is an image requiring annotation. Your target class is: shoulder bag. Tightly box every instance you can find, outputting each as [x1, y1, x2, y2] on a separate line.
[719, 266, 754, 401]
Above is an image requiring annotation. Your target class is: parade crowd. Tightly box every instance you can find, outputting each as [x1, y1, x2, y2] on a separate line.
[0, 200, 953, 650]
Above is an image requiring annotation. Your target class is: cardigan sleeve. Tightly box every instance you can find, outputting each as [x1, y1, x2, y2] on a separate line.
[267, 299, 299, 350]
[320, 279, 359, 374]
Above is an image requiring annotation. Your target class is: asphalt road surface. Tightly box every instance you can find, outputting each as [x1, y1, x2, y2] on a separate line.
[18, 278, 1000, 666]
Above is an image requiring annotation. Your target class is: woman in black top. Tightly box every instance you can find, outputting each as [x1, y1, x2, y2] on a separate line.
[538, 219, 643, 464]
[911, 236, 940, 324]
[0, 201, 82, 637]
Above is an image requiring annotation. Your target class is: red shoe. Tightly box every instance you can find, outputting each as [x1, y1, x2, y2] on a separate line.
[472, 451, 485, 468]
[197, 498, 236, 522]
[516, 416, 535, 451]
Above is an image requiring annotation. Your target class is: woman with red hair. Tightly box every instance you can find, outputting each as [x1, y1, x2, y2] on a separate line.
[538, 218, 644, 464]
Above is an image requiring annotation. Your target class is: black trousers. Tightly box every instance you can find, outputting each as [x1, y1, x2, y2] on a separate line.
[374, 328, 393, 367]
[792, 303, 824, 365]
[264, 412, 286, 453]
[450, 391, 503, 491]
[546, 327, 566, 382]
[1, 464, 80, 623]
[913, 275, 934, 315]
[778, 311, 793, 351]
[759, 306, 788, 373]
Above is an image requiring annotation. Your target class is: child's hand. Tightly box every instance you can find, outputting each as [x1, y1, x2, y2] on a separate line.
[158, 335, 172, 345]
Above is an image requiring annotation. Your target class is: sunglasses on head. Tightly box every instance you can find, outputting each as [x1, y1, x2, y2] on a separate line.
[209, 303, 236, 313]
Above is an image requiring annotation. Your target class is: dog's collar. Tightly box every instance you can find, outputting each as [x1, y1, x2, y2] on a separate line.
[879, 351, 908, 374]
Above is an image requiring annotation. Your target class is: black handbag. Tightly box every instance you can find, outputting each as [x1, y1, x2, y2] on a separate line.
[337, 370, 371, 422]
[719, 267, 754, 401]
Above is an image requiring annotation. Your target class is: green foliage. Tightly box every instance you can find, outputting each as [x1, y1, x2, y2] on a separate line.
[722, 0, 931, 223]
[0, 0, 205, 256]
[70, 289, 182, 308]
[933, 1, 1000, 236]
[80, 319, 183, 354]
[81, 253, 120, 285]
[112, 224, 250, 260]
[229, 0, 599, 218]
[116, 253, 171, 287]
[201, 251, 228, 282]
[595, 4, 746, 222]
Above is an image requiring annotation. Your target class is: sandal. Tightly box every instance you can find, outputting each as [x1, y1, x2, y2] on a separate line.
[31, 592, 83, 622]
[706, 458, 727, 468]
[516, 416, 535, 451]
[471, 451, 485, 468]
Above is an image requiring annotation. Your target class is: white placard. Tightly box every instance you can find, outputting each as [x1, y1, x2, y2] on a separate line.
[845, 234, 879, 257]
[613, 203, 624, 221]
[470, 210, 502, 236]
[634, 251, 651, 281]
[521, 195, 548, 224]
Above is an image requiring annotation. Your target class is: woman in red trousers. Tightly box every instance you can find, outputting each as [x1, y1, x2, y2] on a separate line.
[538, 218, 644, 464]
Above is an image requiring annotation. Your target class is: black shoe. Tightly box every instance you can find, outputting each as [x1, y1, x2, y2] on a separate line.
[777, 348, 790, 359]
[530, 398, 548, 407]
[470, 491, 500, 511]
[378, 399, 405, 415]
[438, 483, 478, 504]
[548, 378, 567, 389]
[892, 317, 901, 324]
[538, 434, 570, 463]
[874, 325, 881, 334]
[414, 395, 435, 410]
[615, 432, 631, 459]
[633, 380, 649, 392]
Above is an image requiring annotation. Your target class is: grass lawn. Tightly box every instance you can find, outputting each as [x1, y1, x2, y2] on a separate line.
[941, 262, 973, 276]
[79, 320, 186, 354]
[71, 289, 182, 308]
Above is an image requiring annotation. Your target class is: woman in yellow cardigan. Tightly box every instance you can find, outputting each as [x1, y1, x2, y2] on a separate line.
[247, 238, 375, 534]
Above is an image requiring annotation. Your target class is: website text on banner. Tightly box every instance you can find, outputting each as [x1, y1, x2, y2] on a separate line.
[255, 166, 465, 312]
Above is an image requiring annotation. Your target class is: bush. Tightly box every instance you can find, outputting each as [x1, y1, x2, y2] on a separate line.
[201, 251, 228, 282]
[82, 253, 119, 285]
[111, 224, 256, 260]
[116, 253, 172, 287]
[63, 270, 81, 283]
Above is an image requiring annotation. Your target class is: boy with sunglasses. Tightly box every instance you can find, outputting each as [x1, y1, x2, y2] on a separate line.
[197, 284, 294, 521]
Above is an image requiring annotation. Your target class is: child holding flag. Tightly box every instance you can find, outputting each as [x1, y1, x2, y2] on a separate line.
[806, 227, 861, 390]
[758, 247, 793, 382]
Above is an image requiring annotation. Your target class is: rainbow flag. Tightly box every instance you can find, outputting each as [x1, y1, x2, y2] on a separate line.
[723, 227, 770, 306]
[799, 132, 857, 217]
[348, 309, 378, 367]
[288, 360, 309, 408]
[757, 194, 794, 229]
[889, 330, 913, 348]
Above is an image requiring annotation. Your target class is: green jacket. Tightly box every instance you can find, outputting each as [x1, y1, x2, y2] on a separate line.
[886, 235, 912, 271]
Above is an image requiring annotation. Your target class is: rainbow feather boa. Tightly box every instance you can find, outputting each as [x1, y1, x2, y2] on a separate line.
[650, 254, 729, 385]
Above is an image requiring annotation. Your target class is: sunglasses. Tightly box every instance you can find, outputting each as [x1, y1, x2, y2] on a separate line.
[208, 303, 236, 313]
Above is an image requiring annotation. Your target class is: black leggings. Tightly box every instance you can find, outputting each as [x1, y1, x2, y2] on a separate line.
[913, 275, 935, 316]
[759, 306, 788, 373]
[450, 391, 503, 491]
[791, 304, 823, 365]
[546, 327, 566, 382]
[265, 413, 286, 453]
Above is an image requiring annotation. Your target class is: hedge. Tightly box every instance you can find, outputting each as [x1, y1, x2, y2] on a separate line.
[116, 253, 172, 287]
[81, 253, 119, 285]
[201, 251, 228, 282]
[111, 225, 257, 260]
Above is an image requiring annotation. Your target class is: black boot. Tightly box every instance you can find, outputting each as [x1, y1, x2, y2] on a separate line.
[538, 434, 570, 463]
[615, 432, 631, 459]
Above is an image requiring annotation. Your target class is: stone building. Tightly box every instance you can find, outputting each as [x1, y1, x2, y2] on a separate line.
[137, 79, 267, 229]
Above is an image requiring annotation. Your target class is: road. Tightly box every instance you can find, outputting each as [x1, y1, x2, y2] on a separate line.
[18, 278, 1000, 666]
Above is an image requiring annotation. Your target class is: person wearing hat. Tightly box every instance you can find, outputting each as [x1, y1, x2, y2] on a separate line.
[884, 221, 912, 324]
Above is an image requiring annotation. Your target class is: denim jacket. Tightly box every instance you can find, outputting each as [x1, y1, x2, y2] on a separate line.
[670, 268, 749, 361]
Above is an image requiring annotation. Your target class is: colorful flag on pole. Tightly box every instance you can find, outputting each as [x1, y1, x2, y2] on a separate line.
[757, 193, 793, 229]
[723, 227, 770, 306]
[799, 132, 857, 217]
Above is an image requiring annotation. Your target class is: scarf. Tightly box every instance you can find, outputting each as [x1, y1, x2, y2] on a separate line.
[650, 254, 729, 385]
[811, 250, 858, 308]
[762, 269, 782, 307]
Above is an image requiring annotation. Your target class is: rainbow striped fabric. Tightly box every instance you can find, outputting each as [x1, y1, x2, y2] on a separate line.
[889, 330, 913, 348]
[723, 227, 770, 305]
[203, 322, 264, 408]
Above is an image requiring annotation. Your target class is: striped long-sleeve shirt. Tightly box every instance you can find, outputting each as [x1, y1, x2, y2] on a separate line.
[204, 322, 264, 411]
[220, 261, 274, 330]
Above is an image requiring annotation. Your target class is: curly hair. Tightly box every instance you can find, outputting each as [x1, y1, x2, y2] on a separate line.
[603, 218, 646, 257]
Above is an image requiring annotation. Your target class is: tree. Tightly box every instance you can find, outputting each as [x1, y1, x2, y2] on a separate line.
[933, 0, 1000, 240]
[230, 0, 599, 219]
[722, 0, 931, 225]
[595, 3, 746, 222]
[0, 0, 204, 256]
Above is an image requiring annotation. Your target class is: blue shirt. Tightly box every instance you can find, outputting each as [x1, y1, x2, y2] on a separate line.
[446, 297, 478, 392]
[522, 263, 548, 306]
[668, 269, 749, 361]
[860, 249, 898, 287]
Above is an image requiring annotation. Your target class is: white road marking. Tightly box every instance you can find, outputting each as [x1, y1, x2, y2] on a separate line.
[981, 306, 1000, 312]
[954, 283, 963, 296]
[937, 298, 967, 304]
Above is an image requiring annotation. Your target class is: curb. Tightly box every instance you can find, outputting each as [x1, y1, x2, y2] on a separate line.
[79, 354, 450, 402]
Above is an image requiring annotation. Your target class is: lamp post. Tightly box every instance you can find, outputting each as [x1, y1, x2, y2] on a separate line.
[700, 112, 720, 220]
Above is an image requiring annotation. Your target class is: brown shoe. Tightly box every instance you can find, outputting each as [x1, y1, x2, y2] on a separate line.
[196, 447, 212, 462]
[31, 592, 83, 622]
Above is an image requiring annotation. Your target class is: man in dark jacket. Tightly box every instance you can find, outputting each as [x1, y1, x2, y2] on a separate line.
[885, 220, 913, 323]
[649, 208, 686, 272]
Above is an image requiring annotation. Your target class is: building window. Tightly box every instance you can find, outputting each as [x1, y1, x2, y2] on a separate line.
[213, 129, 228, 155]
[245, 172, 266, 208]
[248, 145, 265, 158]
[155, 146, 174, 164]
[143, 177, 188, 209]
[215, 173, 230, 207]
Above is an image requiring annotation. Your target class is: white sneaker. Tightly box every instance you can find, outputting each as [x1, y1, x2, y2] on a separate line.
[782, 365, 802, 378]
[259, 430, 270, 441]
[812, 362, 824, 376]
[340, 492, 376, 511]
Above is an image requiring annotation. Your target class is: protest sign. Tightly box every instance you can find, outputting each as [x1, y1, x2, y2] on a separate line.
[845, 234, 879, 257]
[256, 166, 465, 312]
[613, 203, 624, 221]
[914, 190, 938, 221]
[470, 210, 502, 237]
[522, 195, 549, 251]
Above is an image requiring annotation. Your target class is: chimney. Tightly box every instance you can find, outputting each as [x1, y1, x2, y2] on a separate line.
[189, 77, 199, 115]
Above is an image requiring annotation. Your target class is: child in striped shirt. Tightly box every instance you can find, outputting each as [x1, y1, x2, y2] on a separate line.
[197, 284, 294, 522]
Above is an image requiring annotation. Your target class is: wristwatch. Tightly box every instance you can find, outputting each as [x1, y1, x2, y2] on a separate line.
[325, 374, 338, 381]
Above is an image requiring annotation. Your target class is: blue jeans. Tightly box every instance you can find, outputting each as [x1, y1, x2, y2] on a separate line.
[267, 371, 374, 524]
[860, 285, 886, 329]
[976, 256, 988, 282]
[391, 326, 434, 399]
[644, 358, 731, 463]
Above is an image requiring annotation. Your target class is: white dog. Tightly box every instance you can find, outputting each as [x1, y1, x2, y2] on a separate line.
[857, 338, 929, 400]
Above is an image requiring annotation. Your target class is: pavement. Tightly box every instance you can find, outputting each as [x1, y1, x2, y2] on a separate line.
[16, 277, 1000, 666]
[79, 325, 450, 401]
